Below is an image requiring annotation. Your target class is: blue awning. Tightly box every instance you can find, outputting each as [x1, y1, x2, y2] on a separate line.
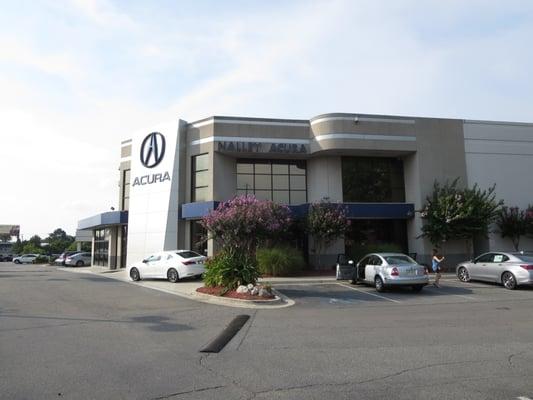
[181, 201, 220, 219]
[343, 203, 414, 219]
[180, 201, 414, 220]
[77, 211, 128, 230]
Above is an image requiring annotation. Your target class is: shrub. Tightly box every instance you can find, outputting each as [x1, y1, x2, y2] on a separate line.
[419, 178, 503, 247]
[307, 199, 350, 267]
[203, 250, 259, 290]
[201, 195, 292, 289]
[33, 255, 50, 264]
[496, 206, 528, 251]
[256, 246, 305, 276]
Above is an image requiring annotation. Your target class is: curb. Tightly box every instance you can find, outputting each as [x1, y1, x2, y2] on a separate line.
[58, 266, 295, 309]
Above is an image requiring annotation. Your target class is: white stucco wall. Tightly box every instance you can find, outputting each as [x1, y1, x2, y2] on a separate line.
[464, 120, 533, 252]
[126, 120, 184, 265]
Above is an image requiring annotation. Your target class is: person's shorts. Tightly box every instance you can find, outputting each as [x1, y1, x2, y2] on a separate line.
[432, 265, 442, 273]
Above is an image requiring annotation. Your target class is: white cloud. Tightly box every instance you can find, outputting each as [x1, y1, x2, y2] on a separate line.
[68, 0, 135, 28]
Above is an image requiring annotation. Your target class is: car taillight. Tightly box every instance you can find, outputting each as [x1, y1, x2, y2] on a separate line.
[391, 267, 399, 276]
[520, 264, 533, 270]
[183, 261, 195, 265]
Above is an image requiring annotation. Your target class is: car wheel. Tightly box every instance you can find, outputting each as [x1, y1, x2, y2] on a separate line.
[457, 267, 470, 282]
[167, 268, 179, 283]
[374, 276, 385, 292]
[76, 260, 84, 267]
[130, 267, 141, 282]
[14, 260, 20, 264]
[412, 285, 424, 293]
[502, 271, 517, 290]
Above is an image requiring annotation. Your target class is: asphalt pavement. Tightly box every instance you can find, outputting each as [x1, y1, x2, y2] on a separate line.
[1, 261, 533, 400]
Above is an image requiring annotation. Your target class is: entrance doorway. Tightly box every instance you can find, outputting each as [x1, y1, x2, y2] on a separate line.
[345, 219, 408, 261]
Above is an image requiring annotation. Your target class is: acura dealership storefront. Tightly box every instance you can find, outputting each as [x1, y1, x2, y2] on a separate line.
[77, 113, 533, 269]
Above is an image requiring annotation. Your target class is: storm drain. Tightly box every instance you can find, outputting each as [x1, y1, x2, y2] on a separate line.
[200, 315, 250, 353]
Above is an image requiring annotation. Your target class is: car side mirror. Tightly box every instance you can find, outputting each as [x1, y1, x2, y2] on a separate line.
[142, 259, 148, 263]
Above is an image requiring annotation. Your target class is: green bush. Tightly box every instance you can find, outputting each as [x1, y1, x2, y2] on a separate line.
[33, 255, 50, 264]
[347, 243, 403, 263]
[256, 246, 305, 276]
[203, 250, 259, 290]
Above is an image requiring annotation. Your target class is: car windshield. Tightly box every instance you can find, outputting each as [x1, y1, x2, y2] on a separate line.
[384, 255, 416, 265]
[176, 251, 202, 259]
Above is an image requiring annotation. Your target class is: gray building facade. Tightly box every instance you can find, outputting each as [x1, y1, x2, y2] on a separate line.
[78, 113, 533, 269]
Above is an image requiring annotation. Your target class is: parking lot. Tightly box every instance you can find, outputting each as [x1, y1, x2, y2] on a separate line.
[275, 277, 533, 309]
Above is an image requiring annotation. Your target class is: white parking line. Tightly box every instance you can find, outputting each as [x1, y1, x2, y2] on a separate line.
[337, 283, 401, 303]
[517, 396, 532, 400]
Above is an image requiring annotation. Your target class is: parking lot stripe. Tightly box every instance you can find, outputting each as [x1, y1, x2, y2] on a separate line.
[337, 283, 401, 303]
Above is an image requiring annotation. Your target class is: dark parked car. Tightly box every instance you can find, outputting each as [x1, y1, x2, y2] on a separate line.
[0, 255, 13, 262]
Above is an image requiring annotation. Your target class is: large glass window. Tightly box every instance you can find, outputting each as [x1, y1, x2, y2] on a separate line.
[236, 160, 307, 204]
[94, 228, 109, 266]
[121, 169, 130, 210]
[192, 154, 209, 202]
[342, 157, 405, 202]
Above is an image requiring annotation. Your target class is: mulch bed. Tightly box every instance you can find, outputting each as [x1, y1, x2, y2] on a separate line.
[196, 286, 275, 300]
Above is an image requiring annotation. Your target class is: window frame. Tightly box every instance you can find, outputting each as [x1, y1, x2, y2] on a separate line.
[236, 159, 307, 204]
[192, 153, 209, 202]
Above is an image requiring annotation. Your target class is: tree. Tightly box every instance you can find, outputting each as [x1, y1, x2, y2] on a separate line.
[202, 195, 292, 257]
[0, 233, 11, 242]
[12, 238, 23, 254]
[419, 179, 503, 249]
[306, 199, 350, 268]
[496, 207, 528, 251]
[527, 205, 533, 238]
[201, 195, 292, 289]
[28, 235, 42, 249]
[45, 228, 75, 254]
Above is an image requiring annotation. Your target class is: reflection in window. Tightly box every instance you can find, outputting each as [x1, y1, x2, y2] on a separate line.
[236, 160, 307, 204]
[192, 154, 209, 201]
[342, 157, 405, 202]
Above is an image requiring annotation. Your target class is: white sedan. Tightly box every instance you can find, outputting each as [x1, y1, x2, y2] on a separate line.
[13, 254, 39, 264]
[127, 250, 206, 283]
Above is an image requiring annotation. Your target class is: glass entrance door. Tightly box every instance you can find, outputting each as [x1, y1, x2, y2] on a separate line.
[345, 219, 408, 261]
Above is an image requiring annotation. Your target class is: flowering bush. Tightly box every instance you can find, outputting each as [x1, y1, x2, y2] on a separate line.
[201, 195, 292, 288]
[419, 179, 503, 247]
[202, 195, 292, 256]
[307, 199, 350, 267]
[496, 206, 529, 251]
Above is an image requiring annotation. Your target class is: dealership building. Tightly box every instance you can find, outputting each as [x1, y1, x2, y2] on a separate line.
[77, 112, 533, 269]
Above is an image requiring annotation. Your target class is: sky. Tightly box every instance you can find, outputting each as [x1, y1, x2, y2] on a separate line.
[1, 0, 532, 239]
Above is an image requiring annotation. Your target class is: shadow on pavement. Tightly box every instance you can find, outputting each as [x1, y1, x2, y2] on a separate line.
[129, 315, 194, 332]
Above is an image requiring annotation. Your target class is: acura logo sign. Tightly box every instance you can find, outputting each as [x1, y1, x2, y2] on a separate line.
[140, 132, 166, 168]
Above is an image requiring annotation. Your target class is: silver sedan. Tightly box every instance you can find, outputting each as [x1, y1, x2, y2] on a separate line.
[456, 252, 533, 290]
[353, 253, 429, 292]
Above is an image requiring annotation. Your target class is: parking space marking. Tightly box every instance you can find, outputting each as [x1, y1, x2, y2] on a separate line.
[517, 396, 532, 400]
[337, 283, 401, 303]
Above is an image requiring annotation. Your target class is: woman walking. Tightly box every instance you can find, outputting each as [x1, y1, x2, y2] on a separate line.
[432, 249, 445, 287]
